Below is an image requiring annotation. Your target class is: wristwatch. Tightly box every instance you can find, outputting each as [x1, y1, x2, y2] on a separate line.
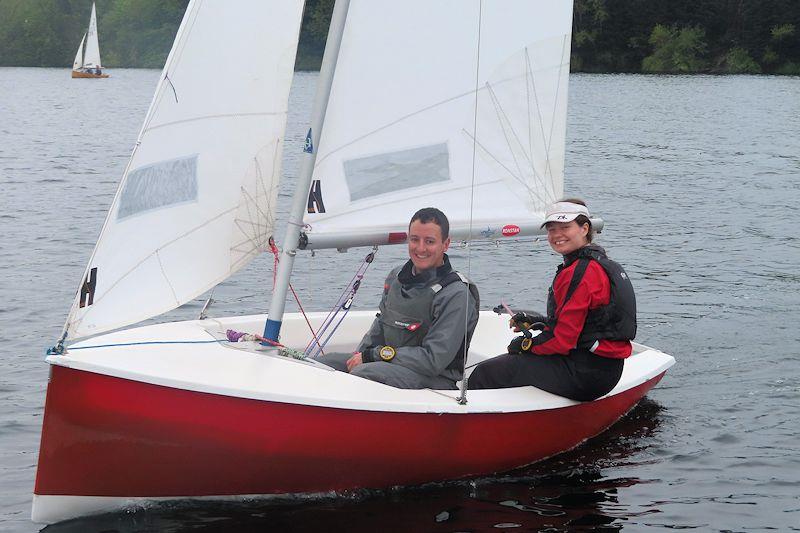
[378, 345, 396, 362]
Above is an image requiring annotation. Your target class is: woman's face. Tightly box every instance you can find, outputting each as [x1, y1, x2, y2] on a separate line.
[545, 220, 590, 255]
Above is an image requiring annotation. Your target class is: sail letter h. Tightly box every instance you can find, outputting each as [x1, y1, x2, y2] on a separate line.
[307, 180, 325, 213]
[80, 267, 97, 308]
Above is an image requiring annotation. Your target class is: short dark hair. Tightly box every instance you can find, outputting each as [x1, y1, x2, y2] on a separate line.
[409, 207, 450, 240]
[559, 197, 594, 243]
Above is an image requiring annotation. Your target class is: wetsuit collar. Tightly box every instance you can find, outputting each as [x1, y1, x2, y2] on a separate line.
[563, 244, 607, 266]
[399, 254, 453, 285]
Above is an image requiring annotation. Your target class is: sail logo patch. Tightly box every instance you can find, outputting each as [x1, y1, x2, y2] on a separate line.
[307, 180, 325, 213]
[304, 128, 313, 153]
[501, 224, 521, 236]
[79, 267, 97, 308]
[480, 226, 497, 238]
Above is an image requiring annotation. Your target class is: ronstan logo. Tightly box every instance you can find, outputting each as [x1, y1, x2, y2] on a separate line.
[501, 224, 521, 236]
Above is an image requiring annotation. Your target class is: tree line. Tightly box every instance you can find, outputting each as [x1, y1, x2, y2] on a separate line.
[1, 0, 798, 74]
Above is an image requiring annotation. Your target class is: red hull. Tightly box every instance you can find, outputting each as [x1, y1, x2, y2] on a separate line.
[35, 365, 664, 497]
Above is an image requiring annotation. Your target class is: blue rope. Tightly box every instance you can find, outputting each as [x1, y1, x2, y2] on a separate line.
[63, 339, 227, 352]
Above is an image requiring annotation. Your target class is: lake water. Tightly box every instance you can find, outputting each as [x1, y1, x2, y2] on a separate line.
[1, 67, 799, 532]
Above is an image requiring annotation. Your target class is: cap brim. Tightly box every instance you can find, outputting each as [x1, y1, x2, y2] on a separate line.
[540, 213, 581, 228]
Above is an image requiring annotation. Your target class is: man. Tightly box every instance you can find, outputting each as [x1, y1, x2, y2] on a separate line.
[316, 207, 479, 390]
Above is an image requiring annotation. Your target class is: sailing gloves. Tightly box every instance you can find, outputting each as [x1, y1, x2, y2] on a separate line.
[508, 335, 534, 354]
[510, 312, 548, 331]
[507, 312, 548, 353]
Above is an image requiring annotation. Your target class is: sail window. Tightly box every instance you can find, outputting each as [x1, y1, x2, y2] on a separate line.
[344, 143, 450, 202]
[117, 155, 199, 220]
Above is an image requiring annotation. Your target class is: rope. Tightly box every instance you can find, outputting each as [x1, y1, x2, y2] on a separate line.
[63, 332, 305, 360]
[269, 237, 324, 354]
[67, 339, 226, 350]
[305, 246, 378, 358]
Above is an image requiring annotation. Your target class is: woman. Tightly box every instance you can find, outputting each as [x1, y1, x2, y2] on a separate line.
[468, 199, 636, 401]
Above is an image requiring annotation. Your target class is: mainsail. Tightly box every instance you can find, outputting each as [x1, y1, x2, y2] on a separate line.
[83, 3, 102, 69]
[72, 33, 86, 70]
[64, 0, 305, 340]
[303, 0, 573, 248]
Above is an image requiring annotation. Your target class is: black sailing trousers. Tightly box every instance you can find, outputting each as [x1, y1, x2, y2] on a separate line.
[467, 347, 624, 401]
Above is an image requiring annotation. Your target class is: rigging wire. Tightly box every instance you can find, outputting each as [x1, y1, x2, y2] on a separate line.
[458, 0, 484, 406]
[304, 246, 378, 359]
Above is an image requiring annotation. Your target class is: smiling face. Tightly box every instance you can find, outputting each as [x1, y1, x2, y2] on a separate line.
[408, 220, 450, 272]
[545, 220, 590, 255]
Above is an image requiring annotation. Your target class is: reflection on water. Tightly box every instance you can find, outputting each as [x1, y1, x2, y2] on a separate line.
[41, 400, 663, 532]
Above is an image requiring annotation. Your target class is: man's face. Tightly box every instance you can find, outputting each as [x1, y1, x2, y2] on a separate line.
[407, 220, 450, 272]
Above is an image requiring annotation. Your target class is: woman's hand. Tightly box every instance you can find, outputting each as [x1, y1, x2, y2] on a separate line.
[508, 336, 533, 354]
[510, 312, 548, 332]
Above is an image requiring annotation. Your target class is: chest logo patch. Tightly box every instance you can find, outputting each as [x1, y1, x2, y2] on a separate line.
[394, 321, 421, 331]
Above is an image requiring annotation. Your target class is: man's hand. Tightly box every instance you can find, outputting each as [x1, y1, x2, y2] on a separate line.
[510, 312, 548, 332]
[346, 352, 364, 372]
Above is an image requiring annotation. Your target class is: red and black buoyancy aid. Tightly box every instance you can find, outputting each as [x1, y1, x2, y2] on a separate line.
[546, 245, 637, 348]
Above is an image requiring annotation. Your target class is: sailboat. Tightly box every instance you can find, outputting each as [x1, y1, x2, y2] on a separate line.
[33, 0, 674, 524]
[71, 2, 108, 78]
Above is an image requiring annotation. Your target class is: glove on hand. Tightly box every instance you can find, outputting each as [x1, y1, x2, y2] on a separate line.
[360, 346, 378, 363]
[507, 335, 534, 354]
[511, 312, 548, 331]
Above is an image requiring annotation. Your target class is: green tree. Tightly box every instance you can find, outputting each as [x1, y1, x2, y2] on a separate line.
[642, 24, 708, 73]
[296, 0, 333, 70]
[723, 47, 761, 73]
[571, 0, 608, 71]
[768, 23, 800, 74]
[1, 0, 799, 73]
[0, 0, 81, 66]
[100, 0, 187, 67]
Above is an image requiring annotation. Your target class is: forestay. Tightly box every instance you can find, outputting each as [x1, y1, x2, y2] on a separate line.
[83, 3, 102, 69]
[303, 0, 572, 248]
[64, 0, 304, 340]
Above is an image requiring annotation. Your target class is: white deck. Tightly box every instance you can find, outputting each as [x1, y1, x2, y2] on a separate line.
[51, 311, 675, 414]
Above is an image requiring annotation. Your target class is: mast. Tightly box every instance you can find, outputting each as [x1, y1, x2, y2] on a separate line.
[263, 0, 351, 342]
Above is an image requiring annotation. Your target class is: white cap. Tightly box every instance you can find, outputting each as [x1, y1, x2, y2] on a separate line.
[541, 201, 590, 228]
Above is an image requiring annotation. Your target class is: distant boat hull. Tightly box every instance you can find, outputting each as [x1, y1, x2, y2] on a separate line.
[32, 311, 672, 524]
[72, 70, 109, 79]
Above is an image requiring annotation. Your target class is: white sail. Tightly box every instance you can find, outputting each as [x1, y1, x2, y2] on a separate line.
[83, 3, 102, 69]
[72, 33, 86, 70]
[303, 0, 572, 247]
[64, 0, 305, 340]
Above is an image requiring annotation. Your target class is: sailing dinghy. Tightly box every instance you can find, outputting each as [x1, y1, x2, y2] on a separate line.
[34, 0, 674, 524]
[71, 2, 108, 78]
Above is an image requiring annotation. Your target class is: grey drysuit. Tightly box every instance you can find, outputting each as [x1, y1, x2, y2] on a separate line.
[315, 255, 479, 389]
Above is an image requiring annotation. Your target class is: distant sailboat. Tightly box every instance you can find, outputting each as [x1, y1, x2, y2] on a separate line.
[72, 2, 108, 78]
